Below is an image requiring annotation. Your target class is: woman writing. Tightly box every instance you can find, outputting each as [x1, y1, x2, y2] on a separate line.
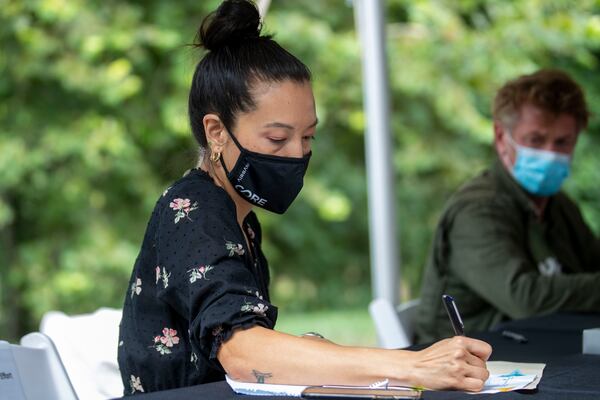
[118, 0, 491, 395]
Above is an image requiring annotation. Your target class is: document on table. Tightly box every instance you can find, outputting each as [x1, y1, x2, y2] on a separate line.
[226, 361, 545, 397]
[472, 361, 546, 394]
[226, 375, 306, 397]
[225, 376, 419, 397]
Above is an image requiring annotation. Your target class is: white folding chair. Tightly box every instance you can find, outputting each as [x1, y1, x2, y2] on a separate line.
[40, 308, 124, 400]
[369, 298, 420, 349]
[0, 332, 78, 400]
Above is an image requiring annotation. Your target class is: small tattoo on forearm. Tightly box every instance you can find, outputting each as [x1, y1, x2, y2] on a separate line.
[252, 369, 273, 383]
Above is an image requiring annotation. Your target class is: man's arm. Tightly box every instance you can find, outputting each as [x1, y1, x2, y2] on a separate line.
[556, 194, 600, 272]
[447, 202, 600, 319]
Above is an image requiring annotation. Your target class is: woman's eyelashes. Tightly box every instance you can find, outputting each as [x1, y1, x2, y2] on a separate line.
[267, 137, 287, 144]
[266, 133, 315, 145]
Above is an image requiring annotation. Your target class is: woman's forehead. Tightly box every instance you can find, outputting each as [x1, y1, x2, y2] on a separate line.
[240, 80, 316, 129]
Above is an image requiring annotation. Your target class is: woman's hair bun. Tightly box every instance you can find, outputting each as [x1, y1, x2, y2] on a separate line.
[198, 0, 262, 51]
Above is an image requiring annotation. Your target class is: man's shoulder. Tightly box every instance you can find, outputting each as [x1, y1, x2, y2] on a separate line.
[453, 169, 497, 199]
[442, 167, 518, 219]
[549, 190, 587, 225]
[553, 190, 582, 210]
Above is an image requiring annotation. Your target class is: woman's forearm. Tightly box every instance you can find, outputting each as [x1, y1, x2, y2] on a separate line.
[217, 325, 491, 391]
[218, 326, 407, 386]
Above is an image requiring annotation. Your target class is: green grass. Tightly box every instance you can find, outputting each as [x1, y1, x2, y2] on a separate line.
[274, 308, 378, 347]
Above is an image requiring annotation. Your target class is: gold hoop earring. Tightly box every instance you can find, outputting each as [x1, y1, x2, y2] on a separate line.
[210, 151, 221, 163]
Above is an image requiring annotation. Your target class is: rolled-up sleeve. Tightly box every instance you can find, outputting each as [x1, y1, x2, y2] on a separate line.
[155, 185, 276, 364]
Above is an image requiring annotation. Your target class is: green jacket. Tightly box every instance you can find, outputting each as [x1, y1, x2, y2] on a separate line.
[416, 160, 600, 343]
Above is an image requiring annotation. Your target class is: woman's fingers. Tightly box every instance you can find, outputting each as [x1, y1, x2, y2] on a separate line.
[464, 357, 490, 381]
[464, 350, 487, 370]
[461, 377, 487, 392]
[448, 337, 492, 388]
[411, 336, 492, 391]
[463, 337, 493, 361]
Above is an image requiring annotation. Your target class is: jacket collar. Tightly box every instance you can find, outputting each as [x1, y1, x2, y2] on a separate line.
[491, 157, 543, 218]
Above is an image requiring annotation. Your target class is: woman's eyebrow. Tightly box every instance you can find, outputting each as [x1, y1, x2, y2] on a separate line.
[263, 119, 319, 130]
[264, 122, 294, 130]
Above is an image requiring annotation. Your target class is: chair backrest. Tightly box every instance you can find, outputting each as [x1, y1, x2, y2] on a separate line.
[369, 298, 420, 349]
[0, 332, 78, 400]
[40, 308, 124, 400]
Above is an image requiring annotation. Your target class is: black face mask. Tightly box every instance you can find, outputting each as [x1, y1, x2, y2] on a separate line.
[220, 127, 311, 214]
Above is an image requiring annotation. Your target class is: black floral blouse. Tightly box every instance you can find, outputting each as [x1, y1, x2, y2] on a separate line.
[118, 168, 277, 395]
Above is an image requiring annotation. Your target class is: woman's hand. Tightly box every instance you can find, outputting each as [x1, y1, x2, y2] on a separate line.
[408, 336, 492, 392]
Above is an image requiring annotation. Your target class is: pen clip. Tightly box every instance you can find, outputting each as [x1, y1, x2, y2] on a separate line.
[442, 294, 465, 336]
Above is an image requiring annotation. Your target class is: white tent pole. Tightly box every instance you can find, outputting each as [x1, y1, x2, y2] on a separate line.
[353, 0, 400, 307]
[256, 0, 272, 19]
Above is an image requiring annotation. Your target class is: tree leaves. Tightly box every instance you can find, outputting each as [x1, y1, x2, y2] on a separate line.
[1, 0, 599, 340]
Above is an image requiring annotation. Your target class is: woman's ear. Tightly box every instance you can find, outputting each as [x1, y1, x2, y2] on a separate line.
[203, 114, 228, 153]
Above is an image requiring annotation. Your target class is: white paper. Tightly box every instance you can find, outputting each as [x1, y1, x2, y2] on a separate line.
[476, 374, 536, 394]
[469, 361, 546, 394]
[226, 375, 307, 397]
[226, 376, 417, 397]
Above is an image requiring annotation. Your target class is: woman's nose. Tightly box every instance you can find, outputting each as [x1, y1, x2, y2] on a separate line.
[285, 140, 305, 158]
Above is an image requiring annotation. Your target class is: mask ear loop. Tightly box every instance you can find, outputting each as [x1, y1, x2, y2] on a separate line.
[222, 123, 245, 152]
[218, 122, 244, 176]
[219, 153, 231, 175]
[501, 128, 523, 168]
[498, 127, 520, 175]
[503, 128, 518, 150]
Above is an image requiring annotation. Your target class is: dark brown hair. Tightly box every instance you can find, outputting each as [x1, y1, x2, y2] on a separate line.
[493, 69, 589, 131]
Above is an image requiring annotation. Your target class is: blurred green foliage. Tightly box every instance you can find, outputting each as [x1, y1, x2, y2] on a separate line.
[1, 0, 599, 341]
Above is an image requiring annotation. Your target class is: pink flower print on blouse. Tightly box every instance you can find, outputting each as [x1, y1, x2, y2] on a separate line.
[169, 198, 198, 223]
[155, 266, 170, 288]
[225, 240, 245, 257]
[160, 327, 180, 347]
[188, 265, 214, 283]
[130, 277, 142, 298]
[129, 375, 144, 394]
[151, 327, 180, 355]
[241, 301, 268, 317]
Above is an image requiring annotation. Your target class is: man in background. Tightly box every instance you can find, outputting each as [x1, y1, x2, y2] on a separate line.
[416, 69, 600, 342]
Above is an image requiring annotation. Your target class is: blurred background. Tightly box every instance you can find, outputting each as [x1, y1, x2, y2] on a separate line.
[1, 0, 599, 346]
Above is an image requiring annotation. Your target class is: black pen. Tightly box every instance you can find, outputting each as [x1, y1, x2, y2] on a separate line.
[502, 330, 528, 343]
[442, 294, 465, 336]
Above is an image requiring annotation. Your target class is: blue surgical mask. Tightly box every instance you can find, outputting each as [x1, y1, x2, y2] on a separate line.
[506, 134, 571, 197]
